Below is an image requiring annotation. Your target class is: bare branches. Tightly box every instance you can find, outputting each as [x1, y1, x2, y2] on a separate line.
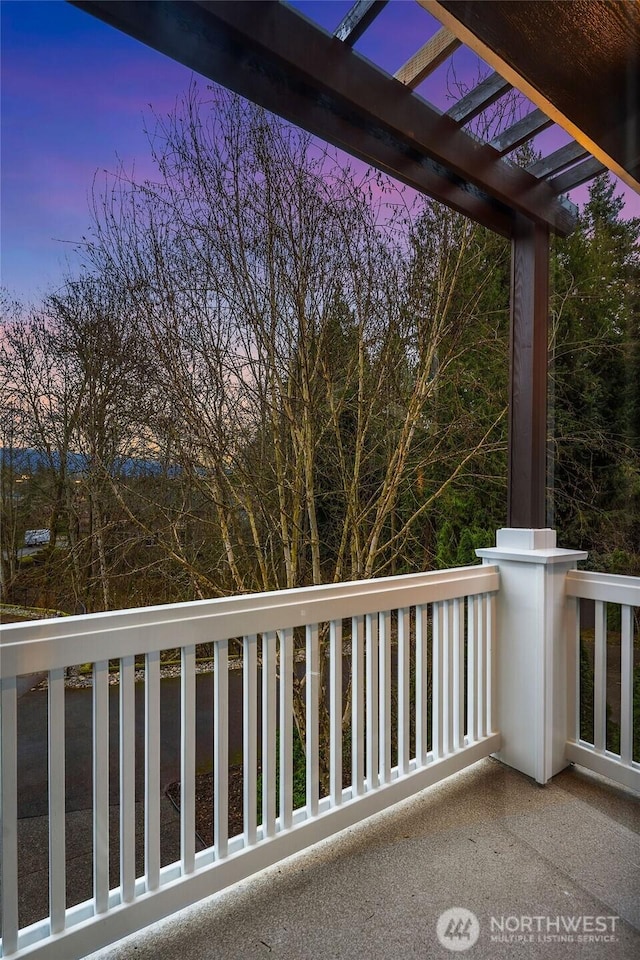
[2, 86, 512, 610]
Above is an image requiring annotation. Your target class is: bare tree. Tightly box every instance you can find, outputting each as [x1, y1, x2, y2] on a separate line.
[0, 290, 83, 602]
[43, 275, 154, 609]
[85, 87, 505, 592]
[77, 87, 509, 783]
[0, 277, 155, 610]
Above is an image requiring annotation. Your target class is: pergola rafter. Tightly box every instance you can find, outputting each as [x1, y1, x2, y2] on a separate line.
[490, 108, 553, 157]
[527, 143, 590, 181]
[333, 0, 387, 46]
[446, 72, 511, 126]
[394, 26, 460, 88]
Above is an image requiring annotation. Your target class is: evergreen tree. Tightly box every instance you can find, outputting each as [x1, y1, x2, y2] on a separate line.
[550, 174, 640, 568]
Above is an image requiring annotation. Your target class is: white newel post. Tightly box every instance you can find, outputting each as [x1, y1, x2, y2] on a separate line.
[476, 529, 588, 785]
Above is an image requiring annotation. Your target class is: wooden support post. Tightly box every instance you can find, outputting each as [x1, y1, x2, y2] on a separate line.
[508, 215, 549, 528]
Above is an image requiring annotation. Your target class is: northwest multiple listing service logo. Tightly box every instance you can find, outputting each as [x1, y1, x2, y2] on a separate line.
[437, 909, 480, 951]
[436, 909, 620, 951]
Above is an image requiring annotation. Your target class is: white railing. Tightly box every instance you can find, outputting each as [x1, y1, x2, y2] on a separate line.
[566, 570, 640, 792]
[0, 565, 499, 960]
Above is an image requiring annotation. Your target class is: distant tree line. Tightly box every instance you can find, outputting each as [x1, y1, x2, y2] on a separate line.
[1, 87, 639, 614]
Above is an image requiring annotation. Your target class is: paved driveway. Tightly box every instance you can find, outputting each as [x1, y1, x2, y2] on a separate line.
[16, 673, 244, 818]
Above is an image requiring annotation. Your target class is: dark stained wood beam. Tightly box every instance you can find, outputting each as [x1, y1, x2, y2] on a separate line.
[334, 0, 387, 46]
[446, 71, 511, 125]
[508, 216, 549, 528]
[425, 0, 640, 194]
[549, 157, 607, 195]
[527, 141, 588, 179]
[69, 0, 577, 238]
[490, 108, 553, 157]
[394, 27, 460, 89]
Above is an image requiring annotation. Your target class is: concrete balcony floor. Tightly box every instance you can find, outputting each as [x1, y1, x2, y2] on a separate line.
[87, 758, 640, 960]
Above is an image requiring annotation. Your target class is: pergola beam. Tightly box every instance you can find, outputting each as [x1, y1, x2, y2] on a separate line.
[69, 0, 577, 238]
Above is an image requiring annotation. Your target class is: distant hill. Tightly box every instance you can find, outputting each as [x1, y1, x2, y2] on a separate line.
[0, 448, 179, 477]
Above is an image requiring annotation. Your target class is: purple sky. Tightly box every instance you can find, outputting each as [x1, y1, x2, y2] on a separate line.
[2, 0, 639, 305]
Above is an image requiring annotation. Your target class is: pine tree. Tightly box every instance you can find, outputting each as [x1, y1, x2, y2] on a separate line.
[550, 174, 640, 568]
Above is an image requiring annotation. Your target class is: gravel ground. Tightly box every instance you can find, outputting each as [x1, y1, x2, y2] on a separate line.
[32, 659, 245, 690]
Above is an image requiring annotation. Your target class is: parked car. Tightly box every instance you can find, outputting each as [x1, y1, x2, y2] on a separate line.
[24, 529, 50, 547]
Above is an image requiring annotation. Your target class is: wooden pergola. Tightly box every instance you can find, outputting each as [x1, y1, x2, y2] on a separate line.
[70, 0, 640, 529]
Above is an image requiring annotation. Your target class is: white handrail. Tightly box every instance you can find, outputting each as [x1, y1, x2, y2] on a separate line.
[0, 566, 499, 675]
[566, 569, 640, 606]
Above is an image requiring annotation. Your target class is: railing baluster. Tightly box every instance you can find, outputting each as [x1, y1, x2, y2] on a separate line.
[594, 600, 607, 751]
[379, 610, 391, 784]
[467, 595, 477, 743]
[180, 644, 196, 873]
[566, 596, 579, 743]
[119, 656, 135, 902]
[487, 593, 496, 735]
[145, 650, 160, 891]
[351, 615, 365, 796]
[452, 598, 464, 751]
[397, 607, 410, 775]
[1, 675, 19, 955]
[365, 612, 379, 790]
[416, 604, 427, 766]
[306, 624, 320, 816]
[93, 660, 110, 913]
[432, 602, 444, 759]
[279, 628, 294, 828]
[477, 596, 486, 739]
[620, 605, 633, 764]
[214, 639, 229, 858]
[48, 667, 66, 932]
[443, 599, 452, 755]
[243, 635, 258, 846]
[450, 600, 458, 752]
[262, 631, 277, 837]
[329, 619, 343, 807]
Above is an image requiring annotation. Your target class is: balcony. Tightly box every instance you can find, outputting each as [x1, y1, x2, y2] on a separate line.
[1, 528, 639, 959]
[3, 1, 638, 955]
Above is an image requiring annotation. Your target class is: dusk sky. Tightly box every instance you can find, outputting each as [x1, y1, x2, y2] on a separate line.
[3, 0, 639, 305]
